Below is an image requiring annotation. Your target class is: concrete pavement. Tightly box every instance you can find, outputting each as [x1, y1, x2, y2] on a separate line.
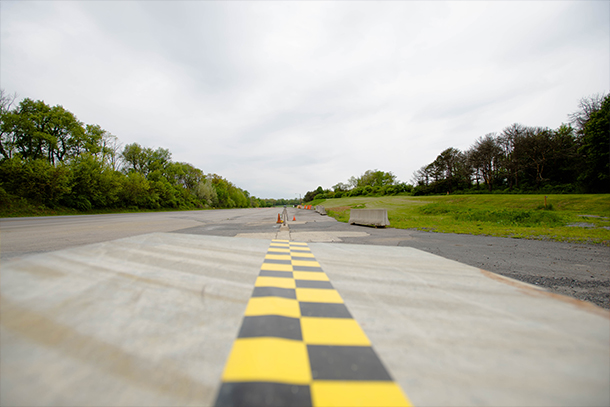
[1, 231, 608, 406]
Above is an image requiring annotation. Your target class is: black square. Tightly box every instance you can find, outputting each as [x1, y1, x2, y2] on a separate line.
[214, 382, 312, 407]
[307, 345, 392, 381]
[259, 270, 293, 278]
[238, 315, 302, 340]
[295, 280, 334, 289]
[299, 302, 352, 318]
[263, 259, 292, 265]
[252, 287, 296, 299]
[292, 266, 324, 272]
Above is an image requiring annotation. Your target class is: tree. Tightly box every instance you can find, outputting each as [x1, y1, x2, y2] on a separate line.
[0, 98, 86, 164]
[468, 134, 502, 192]
[519, 127, 554, 188]
[0, 89, 17, 159]
[545, 124, 579, 187]
[430, 148, 470, 192]
[121, 143, 171, 177]
[47, 104, 86, 164]
[332, 182, 349, 192]
[569, 93, 607, 135]
[65, 154, 123, 210]
[195, 178, 218, 206]
[100, 130, 122, 171]
[353, 170, 397, 188]
[303, 189, 318, 202]
[0, 156, 71, 206]
[579, 94, 610, 192]
[498, 123, 528, 189]
[411, 165, 432, 186]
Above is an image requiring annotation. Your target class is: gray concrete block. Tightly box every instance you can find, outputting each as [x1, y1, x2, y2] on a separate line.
[349, 208, 390, 227]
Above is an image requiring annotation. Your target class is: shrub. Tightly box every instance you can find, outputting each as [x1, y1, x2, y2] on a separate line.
[0, 157, 71, 207]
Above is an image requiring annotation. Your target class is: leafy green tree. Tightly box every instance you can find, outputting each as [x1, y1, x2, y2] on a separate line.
[579, 94, 610, 192]
[303, 189, 317, 202]
[119, 172, 157, 208]
[519, 127, 554, 188]
[0, 157, 70, 206]
[468, 134, 503, 192]
[355, 170, 397, 188]
[121, 143, 172, 177]
[498, 123, 528, 189]
[0, 89, 17, 159]
[0, 98, 87, 164]
[332, 182, 348, 192]
[195, 178, 218, 207]
[545, 124, 579, 187]
[63, 154, 123, 210]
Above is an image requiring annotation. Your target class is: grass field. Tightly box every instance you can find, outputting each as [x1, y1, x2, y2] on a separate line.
[319, 194, 610, 246]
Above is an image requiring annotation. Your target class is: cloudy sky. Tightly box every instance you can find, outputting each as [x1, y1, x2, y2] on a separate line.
[1, 1, 608, 198]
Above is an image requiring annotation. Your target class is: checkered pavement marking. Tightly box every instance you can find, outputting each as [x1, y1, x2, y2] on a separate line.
[214, 240, 412, 407]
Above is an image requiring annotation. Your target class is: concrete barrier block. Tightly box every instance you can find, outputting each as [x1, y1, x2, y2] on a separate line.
[349, 209, 390, 227]
[316, 206, 327, 215]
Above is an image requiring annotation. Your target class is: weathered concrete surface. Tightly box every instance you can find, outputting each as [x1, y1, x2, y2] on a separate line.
[311, 242, 610, 407]
[349, 208, 390, 227]
[1, 233, 267, 406]
[1, 232, 608, 407]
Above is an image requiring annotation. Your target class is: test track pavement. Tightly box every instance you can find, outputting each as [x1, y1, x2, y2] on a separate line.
[1, 208, 608, 406]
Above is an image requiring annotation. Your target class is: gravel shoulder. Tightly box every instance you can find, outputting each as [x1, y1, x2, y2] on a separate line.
[286, 212, 610, 310]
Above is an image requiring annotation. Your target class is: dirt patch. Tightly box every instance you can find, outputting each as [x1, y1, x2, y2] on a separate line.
[327, 206, 351, 212]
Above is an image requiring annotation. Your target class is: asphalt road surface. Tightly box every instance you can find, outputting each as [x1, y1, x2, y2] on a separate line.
[2, 208, 608, 309]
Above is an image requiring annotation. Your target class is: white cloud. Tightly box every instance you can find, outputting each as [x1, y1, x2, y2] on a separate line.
[1, 0, 608, 198]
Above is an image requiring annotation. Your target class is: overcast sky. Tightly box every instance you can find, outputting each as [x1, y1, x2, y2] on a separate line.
[1, 1, 608, 198]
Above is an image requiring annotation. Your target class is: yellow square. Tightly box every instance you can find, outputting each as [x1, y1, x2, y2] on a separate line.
[244, 297, 300, 318]
[265, 254, 292, 261]
[301, 317, 370, 345]
[270, 242, 290, 248]
[255, 276, 296, 289]
[291, 251, 315, 258]
[289, 242, 308, 246]
[261, 263, 293, 272]
[267, 247, 290, 253]
[296, 288, 343, 303]
[311, 381, 412, 407]
[290, 246, 311, 251]
[292, 260, 321, 268]
[293, 271, 329, 281]
[222, 338, 311, 384]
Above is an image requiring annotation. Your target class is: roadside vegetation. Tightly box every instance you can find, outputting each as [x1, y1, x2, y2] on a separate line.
[301, 93, 609, 244]
[321, 195, 610, 245]
[0, 90, 295, 217]
[303, 93, 609, 202]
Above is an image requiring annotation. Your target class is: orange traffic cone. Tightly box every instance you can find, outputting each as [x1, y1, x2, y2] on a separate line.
[277, 214, 282, 223]
[292, 216, 296, 221]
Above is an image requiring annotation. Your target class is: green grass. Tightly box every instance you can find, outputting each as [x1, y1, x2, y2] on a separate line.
[321, 194, 610, 246]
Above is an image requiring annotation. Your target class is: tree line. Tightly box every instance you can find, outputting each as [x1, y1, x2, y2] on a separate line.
[0, 90, 275, 212]
[303, 93, 609, 201]
[412, 93, 609, 195]
[303, 169, 412, 202]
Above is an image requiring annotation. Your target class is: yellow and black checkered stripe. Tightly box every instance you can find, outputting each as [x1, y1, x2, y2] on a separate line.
[214, 240, 412, 407]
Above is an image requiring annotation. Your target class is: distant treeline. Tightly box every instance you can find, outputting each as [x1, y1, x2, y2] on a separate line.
[412, 93, 609, 195]
[303, 170, 412, 202]
[0, 90, 277, 213]
[304, 93, 609, 201]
